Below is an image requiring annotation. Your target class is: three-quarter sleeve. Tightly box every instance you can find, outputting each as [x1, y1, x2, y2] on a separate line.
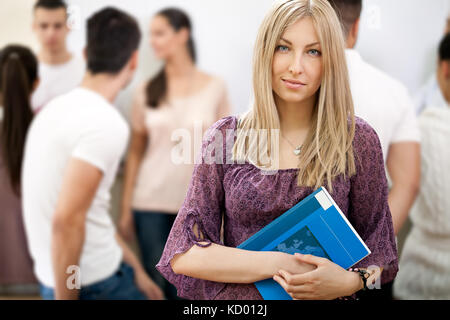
[156, 116, 235, 300]
[348, 118, 399, 285]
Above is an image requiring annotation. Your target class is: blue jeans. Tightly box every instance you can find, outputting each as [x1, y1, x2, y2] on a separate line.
[133, 210, 180, 300]
[39, 262, 147, 300]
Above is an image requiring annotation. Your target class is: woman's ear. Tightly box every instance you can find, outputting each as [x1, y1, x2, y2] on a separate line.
[347, 18, 360, 49]
[178, 27, 190, 46]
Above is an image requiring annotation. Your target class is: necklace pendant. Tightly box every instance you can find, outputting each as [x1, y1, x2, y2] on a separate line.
[293, 146, 302, 156]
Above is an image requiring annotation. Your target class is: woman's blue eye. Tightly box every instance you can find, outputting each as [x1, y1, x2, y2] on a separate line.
[308, 49, 321, 56]
[276, 45, 289, 52]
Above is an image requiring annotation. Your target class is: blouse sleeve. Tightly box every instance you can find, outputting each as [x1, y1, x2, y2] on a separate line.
[348, 118, 399, 285]
[156, 116, 236, 300]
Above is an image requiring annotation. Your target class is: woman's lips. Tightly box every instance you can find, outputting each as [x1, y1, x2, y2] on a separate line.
[282, 79, 306, 89]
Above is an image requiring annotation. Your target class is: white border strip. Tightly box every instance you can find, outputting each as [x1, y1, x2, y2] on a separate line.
[315, 190, 332, 210]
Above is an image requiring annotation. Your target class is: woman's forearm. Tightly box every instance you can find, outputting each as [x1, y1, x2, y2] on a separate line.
[171, 243, 314, 284]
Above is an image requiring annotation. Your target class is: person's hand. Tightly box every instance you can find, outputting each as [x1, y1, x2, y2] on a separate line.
[119, 210, 135, 243]
[273, 253, 363, 300]
[277, 251, 317, 275]
[135, 269, 165, 300]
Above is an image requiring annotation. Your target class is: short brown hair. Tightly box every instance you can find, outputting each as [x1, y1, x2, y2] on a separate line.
[86, 7, 141, 74]
[327, 0, 362, 38]
[34, 0, 67, 12]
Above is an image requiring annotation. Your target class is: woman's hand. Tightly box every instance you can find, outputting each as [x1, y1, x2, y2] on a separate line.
[273, 253, 363, 300]
[276, 251, 316, 276]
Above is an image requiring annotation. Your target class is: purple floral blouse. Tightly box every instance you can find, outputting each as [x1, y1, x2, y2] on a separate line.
[156, 115, 398, 300]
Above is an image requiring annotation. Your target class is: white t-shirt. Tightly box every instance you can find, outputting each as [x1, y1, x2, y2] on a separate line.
[346, 49, 421, 162]
[31, 54, 85, 113]
[22, 87, 130, 288]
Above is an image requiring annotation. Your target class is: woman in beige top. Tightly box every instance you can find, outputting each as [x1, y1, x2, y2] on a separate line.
[119, 8, 231, 300]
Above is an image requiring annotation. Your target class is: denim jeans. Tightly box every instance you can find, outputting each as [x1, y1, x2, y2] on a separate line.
[39, 262, 147, 300]
[133, 210, 180, 300]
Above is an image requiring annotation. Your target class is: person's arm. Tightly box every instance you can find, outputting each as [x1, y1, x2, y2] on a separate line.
[171, 242, 315, 284]
[387, 88, 421, 235]
[119, 129, 147, 242]
[273, 254, 365, 300]
[347, 120, 398, 287]
[119, 86, 148, 242]
[386, 142, 421, 235]
[115, 233, 164, 300]
[51, 158, 103, 300]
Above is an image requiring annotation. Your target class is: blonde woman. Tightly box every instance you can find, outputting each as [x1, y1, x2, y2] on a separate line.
[157, 0, 398, 300]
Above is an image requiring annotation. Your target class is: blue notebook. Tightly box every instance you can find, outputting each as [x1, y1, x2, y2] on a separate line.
[237, 187, 371, 300]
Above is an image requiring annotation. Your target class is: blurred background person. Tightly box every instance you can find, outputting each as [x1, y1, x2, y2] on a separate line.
[394, 33, 450, 300]
[22, 7, 163, 300]
[414, 15, 450, 115]
[0, 45, 39, 296]
[31, 0, 85, 113]
[329, 0, 421, 299]
[330, 0, 421, 236]
[119, 7, 231, 300]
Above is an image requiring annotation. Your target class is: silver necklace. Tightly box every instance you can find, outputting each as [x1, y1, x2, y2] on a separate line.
[281, 133, 303, 156]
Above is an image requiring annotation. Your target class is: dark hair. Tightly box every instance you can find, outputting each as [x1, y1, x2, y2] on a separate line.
[86, 7, 141, 75]
[439, 32, 450, 61]
[34, 0, 67, 11]
[327, 0, 362, 38]
[0, 46, 37, 196]
[146, 8, 197, 108]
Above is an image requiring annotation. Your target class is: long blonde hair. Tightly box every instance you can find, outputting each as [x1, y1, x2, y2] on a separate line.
[232, 0, 356, 192]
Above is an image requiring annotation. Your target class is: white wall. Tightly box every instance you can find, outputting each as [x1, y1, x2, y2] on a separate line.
[65, 0, 276, 119]
[2, 0, 449, 117]
[0, 0, 39, 51]
[356, 0, 450, 94]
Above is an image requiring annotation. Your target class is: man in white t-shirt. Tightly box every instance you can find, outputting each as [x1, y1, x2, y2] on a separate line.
[22, 7, 163, 300]
[329, 0, 421, 241]
[31, 0, 85, 113]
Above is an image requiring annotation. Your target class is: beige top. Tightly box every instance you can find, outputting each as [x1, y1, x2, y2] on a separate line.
[130, 76, 231, 214]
